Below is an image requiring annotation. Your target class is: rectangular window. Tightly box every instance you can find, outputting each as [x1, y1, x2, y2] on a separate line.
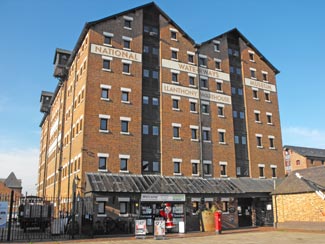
[98, 202, 105, 214]
[143, 69, 150, 78]
[190, 101, 197, 112]
[171, 50, 178, 60]
[236, 68, 241, 75]
[265, 91, 271, 102]
[121, 120, 129, 133]
[231, 87, 236, 94]
[267, 113, 273, 124]
[216, 81, 223, 92]
[121, 91, 129, 102]
[143, 45, 149, 53]
[143, 125, 149, 135]
[101, 88, 109, 100]
[199, 57, 206, 66]
[200, 78, 208, 89]
[153, 47, 159, 55]
[174, 161, 181, 174]
[254, 111, 261, 123]
[262, 72, 268, 81]
[202, 104, 209, 114]
[250, 68, 256, 79]
[256, 135, 263, 148]
[214, 42, 220, 52]
[103, 59, 111, 70]
[271, 166, 277, 178]
[152, 70, 159, 79]
[120, 158, 128, 171]
[203, 161, 211, 175]
[123, 40, 130, 49]
[269, 136, 275, 149]
[203, 130, 210, 141]
[253, 89, 259, 99]
[172, 99, 179, 110]
[173, 126, 180, 138]
[152, 97, 159, 105]
[142, 161, 149, 172]
[98, 157, 107, 170]
[171, 31, 177, 40]
[215, 60, 221, 70]
[143, 96, 149, 104]
[100, 118, 108, 131]
[242, 136, 247, 145]
[192, 163, 198, 175]
[191, 128, 198, 140]
[120, 202, 127, 214]
[188, 54, 194, 63]
[104, 36, 112, 46]
[123, 63, 130, 74]
[233, 111, 238, 118]
[153, 126, 159, 136]
[234, 136, 239, 144]
[259, 165, 265, 178]
[124, 19, 132, 29]
[217, 105, 224, 117]
[153, 161, 159, 172]
[238, 88, 243, 96]
[249, 51, 255, 62]
[218, 130, 226, 143]
[172, 72, 178, 83]
[240, 112, 245, 119]
[189, 76, 195, 86]
[220, 164, 227, 176]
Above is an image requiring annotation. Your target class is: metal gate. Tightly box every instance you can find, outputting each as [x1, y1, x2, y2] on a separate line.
[0, 191, 93, 242]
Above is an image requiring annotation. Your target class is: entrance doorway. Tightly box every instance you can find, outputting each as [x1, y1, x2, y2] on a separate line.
[237, 198, 252, 227]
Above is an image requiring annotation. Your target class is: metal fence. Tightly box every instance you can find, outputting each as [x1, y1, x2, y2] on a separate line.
[0, 191, 93, 242]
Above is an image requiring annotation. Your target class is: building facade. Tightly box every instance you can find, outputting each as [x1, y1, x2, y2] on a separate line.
[38, 3, 284, 229]
[283, 145, 325, 175]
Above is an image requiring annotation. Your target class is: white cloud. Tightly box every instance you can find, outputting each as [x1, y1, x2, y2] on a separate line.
[282, 126, 325, 148]
[0, 148, 39, 195]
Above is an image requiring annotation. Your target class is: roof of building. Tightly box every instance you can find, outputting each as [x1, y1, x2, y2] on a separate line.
[201, 28, 279, 74]
[284, 145, 325, 159]
[272, 166, 325, 195]
[0, 172, 22, 189]
[86, 173, 275, 196]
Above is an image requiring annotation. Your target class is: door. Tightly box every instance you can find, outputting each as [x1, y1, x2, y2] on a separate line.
[237, 198, 252, 227]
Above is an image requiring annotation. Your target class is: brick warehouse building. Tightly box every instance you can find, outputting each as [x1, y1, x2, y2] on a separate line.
[38, 2, 284, 232]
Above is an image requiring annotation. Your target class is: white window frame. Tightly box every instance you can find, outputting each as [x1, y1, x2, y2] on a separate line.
[99, 114, 110, 133]
[172, 123, 181, 140]
[203, 160, 212, 177]
[266, 112, 273, 125]
[100, 84, 111, 101]
[173, 158, 182, 175]
[120, 117, 131, 135]
[250, 67, 257, 79]
[102, 56, 112, 72]
[190, 125, 199, 141]
[217, 103, 225, 118]
[172, 96, 181, 111]
[218, 129, 226, 144]
[202, 126, 211, 143]
[213, 40, 220, 52]
[268, 135, 275, 149]
[219, 161, 228, 177]
[216, 79, 223, 92]
[258, 164, 265, 179]
[254, 110, 261, 123]
[119, 154, 130, 173]
[191, 159, 200, 176]
[214, 58, 222, 71]
[248, 50, 255, 62]
[97, 153, 109, 172]
[103, 32, 114, 47]
[262, 71, 268, 82]
[256, 134, 263, 148]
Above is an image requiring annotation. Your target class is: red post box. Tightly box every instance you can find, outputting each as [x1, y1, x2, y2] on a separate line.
[214, 211, 222, 234]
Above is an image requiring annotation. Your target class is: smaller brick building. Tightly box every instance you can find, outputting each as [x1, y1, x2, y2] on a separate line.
[283, 145, 325, 175]
[272, 166, 325, 231]
[0, 172, 22, 196]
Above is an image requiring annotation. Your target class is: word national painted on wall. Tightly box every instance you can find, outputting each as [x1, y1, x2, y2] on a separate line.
[245, 78, 276, 92]
[162, 83, 231, 104]
[162, 59, 230, 81]
[91, 44, 142, 62]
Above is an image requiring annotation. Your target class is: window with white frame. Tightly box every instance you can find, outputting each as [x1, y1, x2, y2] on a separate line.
[191, 160, 200, 176]
[215, 58, 221, 70]
[254, 110, 261, 123]
[258, 164, 265, 178]
[250, 68, 256, 79]
[170, 28, 178, 40]
[220, 161, 227, 177]
[100, 84, 111, 101]
[187, 51, 195, 63]
[123, 16, 133, 29]
[121, 87, 131, 103]
[264, 91, 271, 102]
[248, 50, 255, 62]
[202, 127, 211, 142]
[216, 80, 223, 92]
[268, 135, 275, 149]
[98, 201, 106, 215]
[99, 114, 110, 132]
[122, 36, 132, 50]
[98, 153, 109, 171]
[213, 40, 220, 52]
[189, 99, 197, 113]
[200, 77, 208, 89]
[217, 104, 224, 117]
[172, 96, 180, 110]
[256, 134, 263, 148]
[199, 54, 207, 67]
[173, 158, 182, 175]
[171, 47, 179, 60]
[253, 88, 259, 100]
[201, 101, 209, 114]
[218, 129, 226, 144]
[122, 60, 131, 74]
[102, 56, 112, 71]
[271, 165, 277, 178]
[190, 125, 199, 141]
[171, 70, 179, 83]
[266, 112, 273, 125]
[103, 32, 113, 46]
[188, 73, 196, 86]
[120, 117, 131, 134]
[172, 123, 181, 139]
[119, 154, 130, 172]
[203, 160, 212, 176]
[262, 71, 268, 81]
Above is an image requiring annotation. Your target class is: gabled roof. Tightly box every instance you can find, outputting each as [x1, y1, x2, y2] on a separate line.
[86, 173, 275, 196]
[284, 145, 325, 159]
[201, 28, 279, 74]
[2, 172, 22, 189]
[67, 2, 195, 67]
[272, 166, 325, 195]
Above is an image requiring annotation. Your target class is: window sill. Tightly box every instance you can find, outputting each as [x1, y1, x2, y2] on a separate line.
[201, 87, 208, 90]
[192, 174, 200, 177]
[188, 62, 195, 65]
[173, 137, 181, 140]
[171, 58, 178, 61]
[204, 174, 212, 177]
[99, 130, 109, 133]
[203, 140, 211, 143]
[103, 43, 112, 47]
[191, 139, 199, 142]
[269, 147, 276, 150]
[219, 142, 226, 145]
[265, 100, 272, 103]
[216, 90, 223, 93]
[172, 81, 179, 84]
[120, 132, 130, 135]
[267, 123, 274, 126]
[218, 115, 225, 118]
[190, 111, 198, 114]
[102, 68, 112, 72]
[119, 170, 130, 174]
[101, 98, 110, 101]
[172, 108, 180, 111]
[119, 213, 129, 217]
[215, 68, 222, 71]
[249, 60, 256, 63]
[97, 214, 107, 217]
[98, 169, 108, 172]
[251, 77, 257, 80]
[123, 48, 131, 51]
[189, 85, 197, 88]
[202, 113, 210, 116]
[220, 175, 228, 178]
[122, 72, 131, 76]
[257, 146, 264, 149]
[171, 38, 178, 42]
[121, 101, 131, 104]
[124, 27, 132, 30]
[253, 98, 260, 101]
[255, 121, 262, 124]
[259, 176, 266, 179]
[173, 173, 182, 176]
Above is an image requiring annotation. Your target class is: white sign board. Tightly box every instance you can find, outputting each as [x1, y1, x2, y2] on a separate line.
[0, 202, 8, 228]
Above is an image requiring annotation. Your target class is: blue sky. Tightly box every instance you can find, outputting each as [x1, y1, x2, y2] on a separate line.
[0, 0, 324, 194]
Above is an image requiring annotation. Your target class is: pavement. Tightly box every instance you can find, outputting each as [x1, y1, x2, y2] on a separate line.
[12, 227, 325, 244]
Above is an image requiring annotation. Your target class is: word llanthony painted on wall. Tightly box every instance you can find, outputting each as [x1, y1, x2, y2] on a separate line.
[162, 59, 230, 81]
[162, 83, 232, 105]
[245, 78, 276, 92]
[91, 44, 142, 62]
